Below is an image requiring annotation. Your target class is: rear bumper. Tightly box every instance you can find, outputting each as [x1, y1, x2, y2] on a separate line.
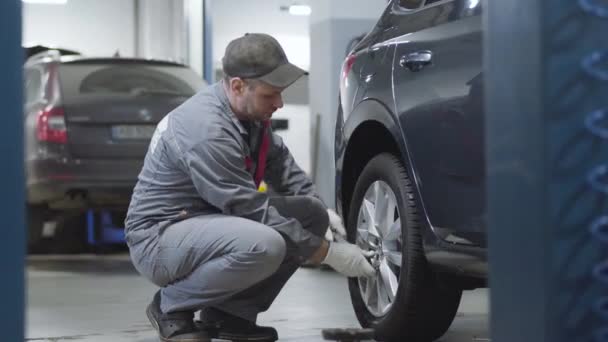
[27, 157, 143, 205]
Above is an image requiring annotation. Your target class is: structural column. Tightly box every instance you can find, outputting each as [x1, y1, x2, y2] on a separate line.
[486, 0, 608, 340]
[0, 0, 25, 340]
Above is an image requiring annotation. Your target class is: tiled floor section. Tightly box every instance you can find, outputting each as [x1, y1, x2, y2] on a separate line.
[26, 254, 489, 341]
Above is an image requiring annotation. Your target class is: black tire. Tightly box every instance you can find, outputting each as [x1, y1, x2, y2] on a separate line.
[49, 210, 89, 254]
[28, 207, 89, 254]
[347, 153, 462, 341]
[27, 203, 49, 250]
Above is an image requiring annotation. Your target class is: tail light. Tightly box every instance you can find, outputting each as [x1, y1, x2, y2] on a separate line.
[341, 54, 357, 89]
[37, 106, 67, 144]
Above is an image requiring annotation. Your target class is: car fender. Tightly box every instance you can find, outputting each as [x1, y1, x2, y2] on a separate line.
[343, 98, 411, 177]
[342, 98, 439, 246]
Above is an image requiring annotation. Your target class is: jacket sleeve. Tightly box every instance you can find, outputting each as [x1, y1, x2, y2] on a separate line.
[183, 137, 324, 259]
[264, 130, 326, 205]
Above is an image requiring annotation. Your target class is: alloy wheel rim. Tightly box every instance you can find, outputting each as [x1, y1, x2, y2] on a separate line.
[356, 180, 403, 317]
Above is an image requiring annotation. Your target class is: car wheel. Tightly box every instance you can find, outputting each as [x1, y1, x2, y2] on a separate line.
[347, 153, 462, 341]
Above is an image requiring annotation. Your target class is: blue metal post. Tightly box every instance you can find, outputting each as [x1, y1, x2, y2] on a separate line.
[203, 0, 214, 84]
[0, 0, 25, 340]
[486, 0, 608, 341]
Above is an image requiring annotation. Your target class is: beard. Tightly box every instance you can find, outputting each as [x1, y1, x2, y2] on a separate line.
[242, 96, 270, 122]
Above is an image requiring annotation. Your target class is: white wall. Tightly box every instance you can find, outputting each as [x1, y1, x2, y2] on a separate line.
[310, 0, 388, 24]
[22, 0, 136, 57]
[137, 0, 186, 62]
[210, 0, 311, 70]
[23, 0, 204, 77]
[271, 104, 311, 173]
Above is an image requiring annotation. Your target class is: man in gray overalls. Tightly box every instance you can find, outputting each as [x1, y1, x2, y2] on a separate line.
[125, 33, 375, 342]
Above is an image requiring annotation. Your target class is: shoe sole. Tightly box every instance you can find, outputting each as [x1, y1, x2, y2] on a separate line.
[194, 320, 277, 342]
[146, 304, 208, 342]
[215, 331, 278, 342]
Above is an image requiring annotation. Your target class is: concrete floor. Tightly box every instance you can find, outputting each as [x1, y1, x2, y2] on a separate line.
[26, 254, 489, 342]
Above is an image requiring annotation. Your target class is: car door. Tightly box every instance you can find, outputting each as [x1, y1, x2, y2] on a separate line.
[390, 0, 486, 246]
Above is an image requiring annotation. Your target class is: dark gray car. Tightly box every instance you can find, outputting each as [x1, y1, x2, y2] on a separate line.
[24, 50, 205, 248]
[335, 0, 485, 340]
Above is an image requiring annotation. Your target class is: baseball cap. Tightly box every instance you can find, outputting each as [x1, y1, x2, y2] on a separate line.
[222, 33, 308, 88]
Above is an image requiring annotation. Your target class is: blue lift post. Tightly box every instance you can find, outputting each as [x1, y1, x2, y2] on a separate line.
[86, 209, 126, 246]
[486, 0, 608, 341]
[203, 0, 214, 84]
[0, 0, 25, 340]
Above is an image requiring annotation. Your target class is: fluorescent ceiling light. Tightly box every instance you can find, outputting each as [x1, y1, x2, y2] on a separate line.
[289, 5, 311, 16]
[22, 0, 68, 4]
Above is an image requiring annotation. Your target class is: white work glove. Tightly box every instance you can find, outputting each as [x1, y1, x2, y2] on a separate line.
[322, 241, 376, 278]
[327, 209, 347, 241]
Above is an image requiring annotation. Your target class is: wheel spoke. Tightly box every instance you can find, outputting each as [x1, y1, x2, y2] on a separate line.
[357, 227, 371, 242]
[374, 184, 388, 230]
[384, 219, 401, 242]
[362, 199, 380, 238]
[376, 270, 392, 313]
[385, 250, 403, 267]
[361, 279, 370, 303]
[379, 259, 398, 301]
[385, 197, 397, 232]
[364, 276, 378, 306]
[357, 231, 377, 248]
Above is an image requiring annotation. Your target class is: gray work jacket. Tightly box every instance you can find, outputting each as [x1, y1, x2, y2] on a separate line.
[125, 81, 325, 259]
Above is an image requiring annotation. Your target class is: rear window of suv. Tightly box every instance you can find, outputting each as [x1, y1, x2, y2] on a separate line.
[58, 61, 204, 99]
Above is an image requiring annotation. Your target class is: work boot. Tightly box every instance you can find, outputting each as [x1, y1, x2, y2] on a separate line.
[199, 307, 278, 342]
[146, 291, 210, 342]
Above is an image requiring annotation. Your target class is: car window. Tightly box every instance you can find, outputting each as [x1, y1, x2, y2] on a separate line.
[58, 62, 204, 99]
[24, 68, 43, 104]
[399, 0, 423, 9]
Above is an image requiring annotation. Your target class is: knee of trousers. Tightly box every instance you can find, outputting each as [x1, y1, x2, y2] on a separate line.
[308, 197, 330, 237]
[251, 230, 287, 275]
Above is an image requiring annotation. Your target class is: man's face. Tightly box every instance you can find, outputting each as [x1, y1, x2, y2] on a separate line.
[235, 79, 285, 122]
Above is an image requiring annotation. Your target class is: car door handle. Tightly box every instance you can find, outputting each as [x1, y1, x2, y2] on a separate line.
[400, 50, 433, 72]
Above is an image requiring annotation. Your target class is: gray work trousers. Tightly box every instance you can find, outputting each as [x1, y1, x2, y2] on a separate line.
[128, 196, 328, 322]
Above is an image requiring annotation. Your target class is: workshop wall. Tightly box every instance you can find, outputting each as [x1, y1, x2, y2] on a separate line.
[23, 0, 204, 78]
[211, 0, 311, 70]
[136, 0, 186, 63]
[23, 0, 136, 57]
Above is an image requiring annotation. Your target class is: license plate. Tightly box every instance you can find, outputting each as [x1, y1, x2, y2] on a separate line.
[111, 125, 156, 140]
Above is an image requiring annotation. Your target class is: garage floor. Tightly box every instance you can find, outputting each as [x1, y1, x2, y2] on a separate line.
[26, 254, 489, 342]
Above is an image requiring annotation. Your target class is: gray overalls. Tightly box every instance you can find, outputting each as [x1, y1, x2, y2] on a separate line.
[124, 81, 328, 321]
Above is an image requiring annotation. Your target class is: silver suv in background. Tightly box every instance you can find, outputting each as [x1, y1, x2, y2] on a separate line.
[24, 49, 206, 248]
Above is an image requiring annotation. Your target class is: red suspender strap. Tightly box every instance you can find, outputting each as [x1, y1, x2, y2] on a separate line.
[254, 120, 270, 187]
